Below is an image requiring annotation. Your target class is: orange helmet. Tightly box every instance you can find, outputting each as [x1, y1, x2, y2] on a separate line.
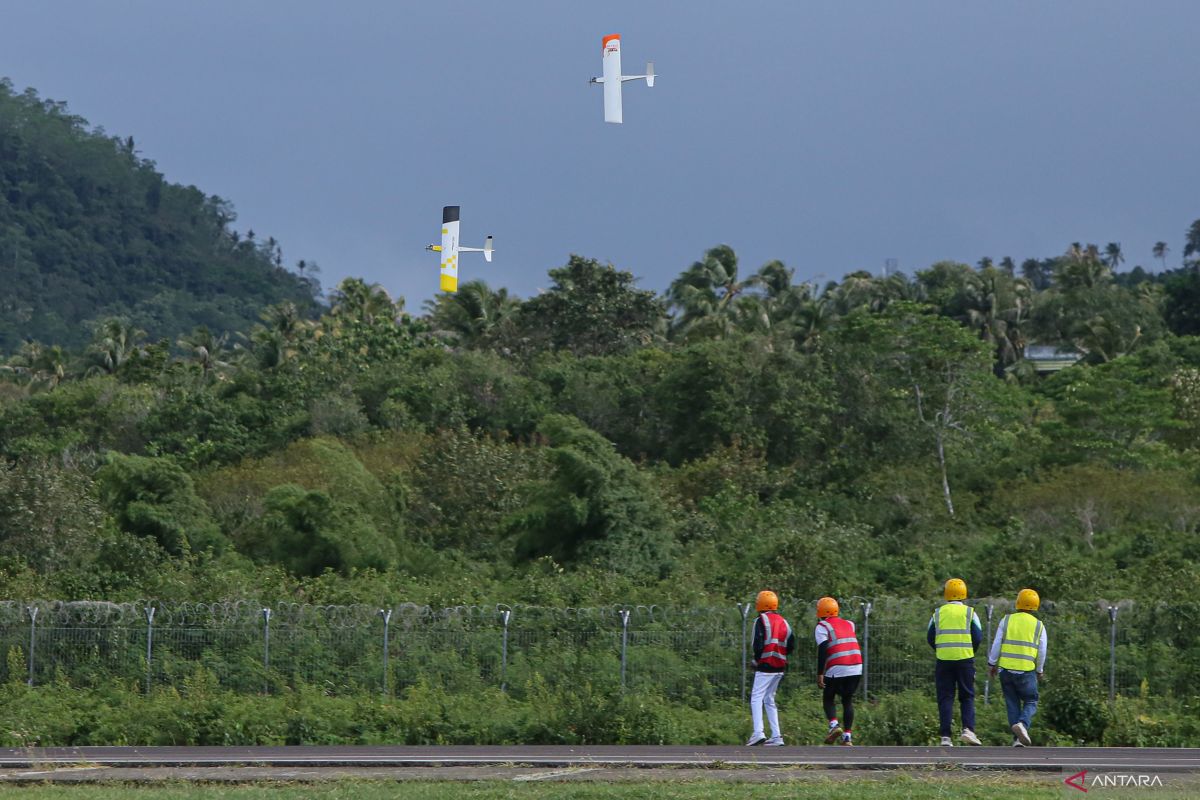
[755, 590, 779, 612]
[817, 596, 839, 618]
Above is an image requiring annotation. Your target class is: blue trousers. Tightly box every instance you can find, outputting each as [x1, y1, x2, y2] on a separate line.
[935, 659, 976, 736]
[1000, 669, 1039, 729]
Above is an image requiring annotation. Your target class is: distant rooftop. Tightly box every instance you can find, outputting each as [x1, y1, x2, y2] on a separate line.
[1023, 344, 1084, 372]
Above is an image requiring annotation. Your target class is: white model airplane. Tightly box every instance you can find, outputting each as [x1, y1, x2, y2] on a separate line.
[427, 206, 493, 293]
[589, 34, 654, 124]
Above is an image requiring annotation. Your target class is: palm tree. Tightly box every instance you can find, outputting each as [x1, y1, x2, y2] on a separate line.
[1185, 220, 1200, 265]
[667, 245, 760, 339]
[239, 302, 312, 368]
[177, 326, 230, 375]
[959, 269, 1033, 371]
[1104, 242, 1125, 270]
[1021, 258, 1050, 291]
[977, 257, 994, 270]
[87, 318, 146, 375]
[2, 341, 69, 391]
[833, 271, 922, 315]
[1056, 243, 1112, 290]
[790, 291, 835, 352]
[1153, 241, 1169, 270]
[424, 280, 519, 347]
[329, 278, 398, 326]
[999, 257, 1016, 276]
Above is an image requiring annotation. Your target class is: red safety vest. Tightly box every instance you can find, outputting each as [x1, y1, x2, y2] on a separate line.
[758, 611, 792, 669]
[819, 616, 863, 671]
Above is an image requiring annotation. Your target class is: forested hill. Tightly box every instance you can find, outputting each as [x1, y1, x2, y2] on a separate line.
[0, 79, 320, 351]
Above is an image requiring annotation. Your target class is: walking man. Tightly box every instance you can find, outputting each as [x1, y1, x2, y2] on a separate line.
[928, 578, 983, 746]
[816, 596, 861, 746]
[988, 588, 1047, 747]
[747, 590, 796, 746]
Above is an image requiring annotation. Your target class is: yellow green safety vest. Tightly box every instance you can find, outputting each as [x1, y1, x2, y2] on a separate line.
[934, 603, 975, 661]
[997, 612, 1044, 672]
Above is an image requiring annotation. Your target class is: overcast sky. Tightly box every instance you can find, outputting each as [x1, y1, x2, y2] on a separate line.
[4, 1, 1198, 307]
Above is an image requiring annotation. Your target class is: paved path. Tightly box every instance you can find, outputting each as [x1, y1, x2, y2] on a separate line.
[1, 745, 1198, 772]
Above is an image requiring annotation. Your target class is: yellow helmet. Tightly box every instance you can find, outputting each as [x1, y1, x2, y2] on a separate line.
[1017, 588, 1040, 611]
[944, 578, 967, 601]
[817, 596, 839, 618]
[756, 590, 779, 612]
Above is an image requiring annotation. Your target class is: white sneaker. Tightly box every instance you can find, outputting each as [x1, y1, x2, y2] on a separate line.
[746, 734, 766, 746]
[1012, 738, 1025, 747]
[940, 736, 953, 746]
[959, 729, 982, 746]
[1011, 722, 1031, 746]
[764, 736, 785, 746]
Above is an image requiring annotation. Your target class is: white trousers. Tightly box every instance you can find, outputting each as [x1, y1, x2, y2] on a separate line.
[749, 671, 785, 738]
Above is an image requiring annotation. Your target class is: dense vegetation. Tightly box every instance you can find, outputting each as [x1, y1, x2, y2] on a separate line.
[2, 82, 1200, 746]
[0, 79, 320, 351]
[2, 238, 1199, 606]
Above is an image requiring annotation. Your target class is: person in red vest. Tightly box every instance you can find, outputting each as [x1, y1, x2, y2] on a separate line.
[815, 596, 862, 746]
[747, 590, 796, 746]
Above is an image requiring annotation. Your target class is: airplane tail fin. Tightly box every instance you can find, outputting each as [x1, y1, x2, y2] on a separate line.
[484, 236, 494, 263]
[646, 62, 655, 88]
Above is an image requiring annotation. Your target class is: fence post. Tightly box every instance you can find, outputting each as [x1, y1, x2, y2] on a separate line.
[25, 606, 37, 687]
[737, 602, 752, 703]
[860, 601, 872, 700]
[261, 607, 272, 694]
[619, 609, 631, 692]
[1108, 605, 1118, 705]
[378, 608, 392, 696]
[983, 604, 994, 705]
[144, 606, 156, 693]
[499, 609, 511, 693]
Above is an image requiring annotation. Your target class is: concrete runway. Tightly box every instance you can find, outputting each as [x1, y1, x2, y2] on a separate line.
[1, 745, 1198, 772]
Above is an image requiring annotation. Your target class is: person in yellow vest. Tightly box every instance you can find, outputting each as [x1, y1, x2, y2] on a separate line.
[987, 588, 1048, 747]
[927, 578, 983, 746]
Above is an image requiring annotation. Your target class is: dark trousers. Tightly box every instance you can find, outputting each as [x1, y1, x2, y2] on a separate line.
[822, 674, 861, 731]
[935, 659, 976, 736]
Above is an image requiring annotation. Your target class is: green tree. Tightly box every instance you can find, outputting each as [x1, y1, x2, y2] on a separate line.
[1037, 345, 1184, 468]
[1164, 271, 1200, 336]
[0, 459, 105, 573]
[508, 414, 674, 577]
[512, 256, 665, 357]
[650, 335, 837, 468]
[247, 484, 396, 576]
[833, 304, 994, 516]
[95, 453, 226, 555]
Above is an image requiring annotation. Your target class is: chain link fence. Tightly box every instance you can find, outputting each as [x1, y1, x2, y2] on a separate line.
[0, 598, 1194, 704]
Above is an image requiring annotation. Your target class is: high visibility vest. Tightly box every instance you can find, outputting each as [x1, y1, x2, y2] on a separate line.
[997, 612, 1044, 672]
[819, 616, 862, 673]
[758, 612, 792, 669]
[934, 603, 975, 661]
